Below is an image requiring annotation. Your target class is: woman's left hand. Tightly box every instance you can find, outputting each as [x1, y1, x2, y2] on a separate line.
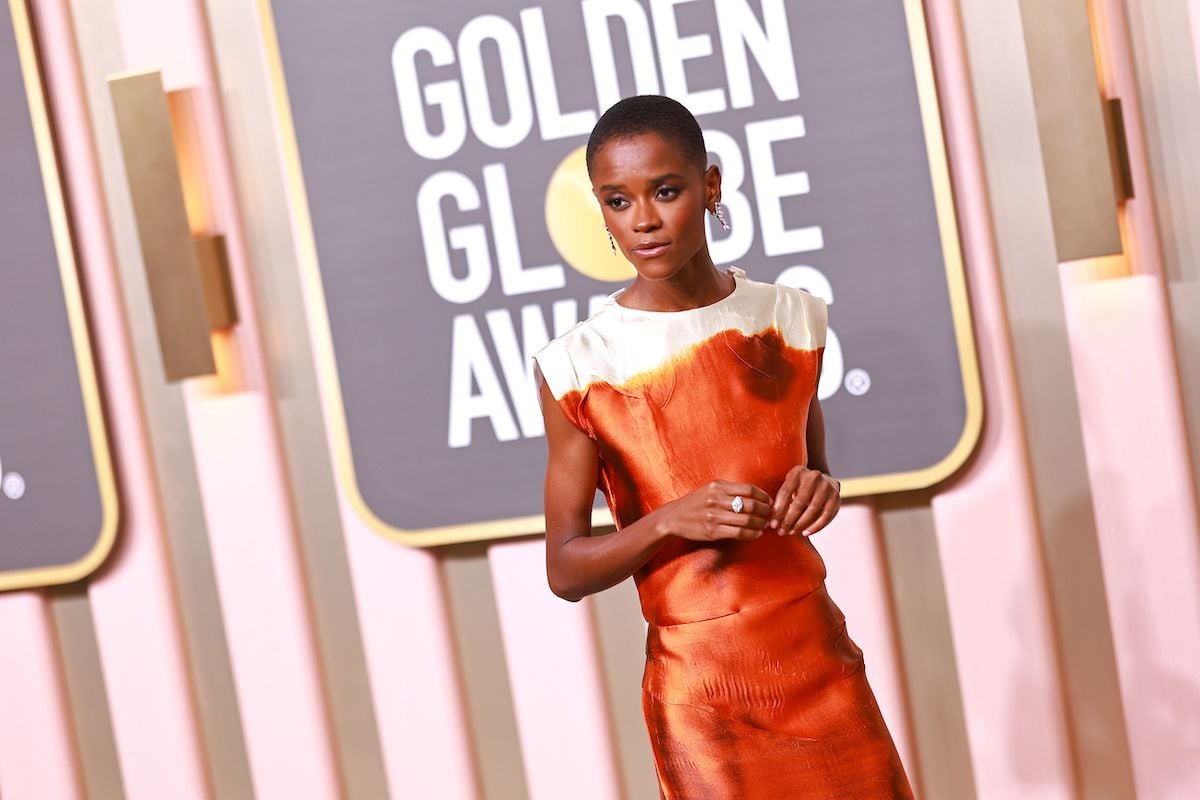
[771, 466, 842, 537]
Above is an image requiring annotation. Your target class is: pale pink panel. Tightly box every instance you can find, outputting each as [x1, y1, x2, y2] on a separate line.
[923, 0, 1077, 796]
[187, 393, 342, 798]
[111, 0, 203, 91]
[488, 539, 623, 800]
[34, 1, 212, 795]
[338, 506, 480, 799]
[1063, 274, 1200, 796]
[0, 593, 85, 800]
[813, 505, 916, 789]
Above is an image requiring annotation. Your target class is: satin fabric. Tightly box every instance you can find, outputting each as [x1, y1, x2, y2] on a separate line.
[533, 267, 914, 798]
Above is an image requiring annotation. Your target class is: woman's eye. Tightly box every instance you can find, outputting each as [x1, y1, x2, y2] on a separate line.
[606, 197, 628, 210]
[657, 186, 680, 199]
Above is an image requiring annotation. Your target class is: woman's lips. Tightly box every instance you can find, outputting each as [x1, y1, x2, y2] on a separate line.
[632, 242, 671, 258]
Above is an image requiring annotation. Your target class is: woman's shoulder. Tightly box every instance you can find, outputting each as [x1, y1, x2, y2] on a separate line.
[773, 281, 828, 320]
[530, 313, 613, 400]
[732, 272, 828, 349]
[531, 312, 603, 364]
[736, 270, 825, 312]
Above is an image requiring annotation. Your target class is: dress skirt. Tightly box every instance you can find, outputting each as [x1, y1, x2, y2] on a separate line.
[641, 583, 915, 799]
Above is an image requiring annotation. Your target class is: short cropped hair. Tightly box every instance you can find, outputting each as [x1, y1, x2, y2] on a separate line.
[585, 95, 707, 177]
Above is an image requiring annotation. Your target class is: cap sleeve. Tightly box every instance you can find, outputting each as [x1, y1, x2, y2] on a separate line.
[531, 338, 593, 438]
[798, 289, 828, 350]
[778, 285, 828, 350]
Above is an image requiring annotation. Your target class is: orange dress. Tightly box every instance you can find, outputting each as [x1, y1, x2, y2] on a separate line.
[533, 266, 914, 799]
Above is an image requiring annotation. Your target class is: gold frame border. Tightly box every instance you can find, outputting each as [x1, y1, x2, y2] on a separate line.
[257, 0, 982, 547]
[0, 0, 120, 590]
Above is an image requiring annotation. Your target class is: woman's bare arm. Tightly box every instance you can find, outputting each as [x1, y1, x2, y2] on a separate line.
[537, 369, 773, 601]
[538, 372, 672, 602]
[772, 349, 842, 535]
[805, 393, 833, 476]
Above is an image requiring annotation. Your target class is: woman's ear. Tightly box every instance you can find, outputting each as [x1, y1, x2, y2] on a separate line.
[705, 163, 722, 208]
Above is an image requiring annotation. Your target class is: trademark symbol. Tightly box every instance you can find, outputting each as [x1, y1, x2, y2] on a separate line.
[2, 472, 25, 500]
[0, 455, 25, 500]
[844, 368, 871, 397]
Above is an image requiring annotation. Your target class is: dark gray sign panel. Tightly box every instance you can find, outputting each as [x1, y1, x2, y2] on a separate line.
[1, 1, 118, 589]
[264, 0, 981, 545]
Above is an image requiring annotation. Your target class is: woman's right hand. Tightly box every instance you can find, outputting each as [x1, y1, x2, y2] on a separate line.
[655, 481, 776, 542]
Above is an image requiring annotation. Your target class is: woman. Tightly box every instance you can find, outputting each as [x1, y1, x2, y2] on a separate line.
[532, 95, 913, 799]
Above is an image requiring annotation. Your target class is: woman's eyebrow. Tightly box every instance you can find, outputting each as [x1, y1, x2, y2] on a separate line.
[598, 173, 686, 192]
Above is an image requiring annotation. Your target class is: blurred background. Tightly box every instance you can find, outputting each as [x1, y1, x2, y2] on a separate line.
[1, 0, 1198, 798]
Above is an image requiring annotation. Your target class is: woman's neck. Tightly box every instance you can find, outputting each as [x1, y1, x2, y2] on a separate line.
[617, 255, 731, 313]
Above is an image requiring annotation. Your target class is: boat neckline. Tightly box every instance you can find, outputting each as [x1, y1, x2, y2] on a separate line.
[607, 266, 745, 315]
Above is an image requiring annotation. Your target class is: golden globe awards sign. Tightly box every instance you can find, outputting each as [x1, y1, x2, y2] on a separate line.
[1, 2, 117, 590]
[265, 0, 980, 545]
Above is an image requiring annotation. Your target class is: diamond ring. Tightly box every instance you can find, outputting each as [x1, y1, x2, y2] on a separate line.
[731, 495, 744, 513]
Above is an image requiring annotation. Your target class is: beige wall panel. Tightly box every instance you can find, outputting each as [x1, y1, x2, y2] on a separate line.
[877, 497, 976, 800]
[956, 2, 1137, 797]
[63, 0, 255, 794]
[442, 543, 528, 799]
[1123, 0, 1200, 499]
[1017, 0, 1123, 261]
[49, 587, 126, 800]
[590, 574, 660, 800]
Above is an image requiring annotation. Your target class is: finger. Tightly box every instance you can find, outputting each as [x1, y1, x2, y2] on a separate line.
[782, 477, 819, 531]
[709, 493, 772, 521]
[710, 492, 768, 514]
[728, 509, 772, 530]
[801, 507, 838, 537]
[704, 505, 770, 536]
[723, 482, 774, 507]
[796, 483, 840, 535]
[791, 501, 827, 536]
[741, 497, 774, 520]
[772, 470, 802, 519]
[710, 523, 764, 541]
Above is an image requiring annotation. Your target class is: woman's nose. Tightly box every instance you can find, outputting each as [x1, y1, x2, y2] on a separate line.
[632, 204, 661, 232]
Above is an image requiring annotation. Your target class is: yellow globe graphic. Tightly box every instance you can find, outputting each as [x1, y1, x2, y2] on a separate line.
[545, 145, 636, 282]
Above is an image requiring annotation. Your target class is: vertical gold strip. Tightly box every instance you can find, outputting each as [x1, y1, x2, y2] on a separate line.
[440, 543, 529, 800]
[877, 497, 977, 800]
[1017, 0, 1123, 260]
[48, 587, 127, 800]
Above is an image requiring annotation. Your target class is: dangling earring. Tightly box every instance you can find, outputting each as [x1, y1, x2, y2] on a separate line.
[711, 202, 731, 232]
[606, 226, 617, 255]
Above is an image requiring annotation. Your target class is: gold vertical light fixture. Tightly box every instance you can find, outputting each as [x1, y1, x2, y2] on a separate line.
[1018, 0, 1126, 262]
[108, 70, 238, 381]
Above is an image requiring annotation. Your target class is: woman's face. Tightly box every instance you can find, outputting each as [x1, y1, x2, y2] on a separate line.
[590, 132, 721, 280]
